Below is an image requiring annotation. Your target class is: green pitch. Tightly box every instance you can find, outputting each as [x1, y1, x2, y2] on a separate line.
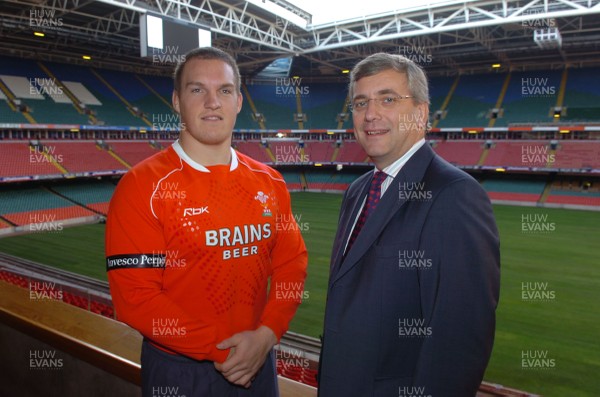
[0, 192, 598, 396]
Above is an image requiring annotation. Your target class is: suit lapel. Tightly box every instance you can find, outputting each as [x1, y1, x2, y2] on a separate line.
[330, 172, 373, 275]
[331, 144, 436, 284]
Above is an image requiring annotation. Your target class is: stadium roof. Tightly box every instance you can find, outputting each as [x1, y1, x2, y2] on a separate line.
[1, 0, 600, 79]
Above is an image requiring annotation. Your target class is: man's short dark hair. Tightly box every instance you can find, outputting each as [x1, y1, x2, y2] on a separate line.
[173, 47, 241, 93]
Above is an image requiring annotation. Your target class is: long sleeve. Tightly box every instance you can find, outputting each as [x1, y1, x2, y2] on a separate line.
[413, 177, 500, 395]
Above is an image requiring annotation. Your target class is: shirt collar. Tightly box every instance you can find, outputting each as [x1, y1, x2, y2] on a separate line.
[379, 138, 426, 178]
[172, 139, 238, 173]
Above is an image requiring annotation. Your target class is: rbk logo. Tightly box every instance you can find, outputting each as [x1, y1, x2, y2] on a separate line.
[183, 207, 209, 216]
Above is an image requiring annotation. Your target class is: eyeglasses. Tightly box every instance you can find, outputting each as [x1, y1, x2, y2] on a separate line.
[349, 95, 413, 112]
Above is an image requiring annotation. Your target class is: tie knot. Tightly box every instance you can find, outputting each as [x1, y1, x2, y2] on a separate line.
[372, 171, 387, 188]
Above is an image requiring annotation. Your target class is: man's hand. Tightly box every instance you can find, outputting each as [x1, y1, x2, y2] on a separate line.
[214, 326, 278, 388]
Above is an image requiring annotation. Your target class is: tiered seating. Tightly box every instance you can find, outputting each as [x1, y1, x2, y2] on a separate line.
[495, 70, 562, 126]
[438, 74, 504, 128]
[562, 67, 600, 122]
[335, 141, 368, 163]
[0, 57, 89, 124]
[302, 83, 348, 129]
[485, 141, 550, 168]
[45, 61, 143, 126]
[0, 187, 97, 225]
[0, 98, 28, 123]
[234, 141, 272, 163]
[0, 142, 62, 179]
[95, 69, 172, 120]
[552, 141, 600, 169]
[51, 181, 116, 215]
[482, 179, 545, 202]
[0, 268, 115, 319]
[304, 170, 357, 191]
[432, 140, 483, 166]
[245, 83, 298, 129]
[270, 141, 302, 163]
[108, 140, 160, 166]
[545, 179, 600, 206]
[304, 141, 335, 163]
[429, 76, 454, 117]
[0, 269, 28, 287]
[276, 362, 318, 388]
[44, 141, 125, 173]
[280, 171, 303, 190]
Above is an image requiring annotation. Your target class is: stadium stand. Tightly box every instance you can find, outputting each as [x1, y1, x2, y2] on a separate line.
[552, 141, 600, 169]
[301, 83, 348, 129]
[92, 69, 171, 123]
[431, 140, 484, 167]
[545, 178, 600, 206]
[437, 73, 505, 128]
[562, 67, 600, 122]
[270, 140, 304, 163]
[495, 70, 563, 126]
[42, 61, 144, 126]
[0, 141, 62, 179]
[481, 179, 546, 203]
[0, 58, 89, 125]
[484, 141, 552, 168]
[234, 140, 273, 163]
[334, 141, 368, 163]
[43, 141, 125, 173]
[246, 83, 299, 129]
[303, 141, 336, 163]
[428, 75, 455, 123]
[0, 186, 98, 226]
[302, 169, 364, 192]
[280, 170, 304, 191]
[50, 181, 116, 215]
[107, 140, 161, 167]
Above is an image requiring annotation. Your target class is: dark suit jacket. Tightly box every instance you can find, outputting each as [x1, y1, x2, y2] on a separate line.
[318, 143, 500, 397]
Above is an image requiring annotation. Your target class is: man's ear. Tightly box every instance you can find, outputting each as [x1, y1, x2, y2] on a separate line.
[236, 92, 243, 114]
[172, 90, 180, 114]
[417, 102, 429, 131]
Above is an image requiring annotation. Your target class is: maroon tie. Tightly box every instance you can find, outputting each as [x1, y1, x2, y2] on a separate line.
[344, 170, 387, 256]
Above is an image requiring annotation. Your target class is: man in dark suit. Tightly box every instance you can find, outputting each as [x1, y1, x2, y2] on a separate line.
[318, 53, 500, 397]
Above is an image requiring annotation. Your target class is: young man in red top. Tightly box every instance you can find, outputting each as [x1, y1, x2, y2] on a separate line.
[105, 47, 308, 396]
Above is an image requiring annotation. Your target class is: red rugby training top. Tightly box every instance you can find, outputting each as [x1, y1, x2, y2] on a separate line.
[105, 141, 307, 363]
